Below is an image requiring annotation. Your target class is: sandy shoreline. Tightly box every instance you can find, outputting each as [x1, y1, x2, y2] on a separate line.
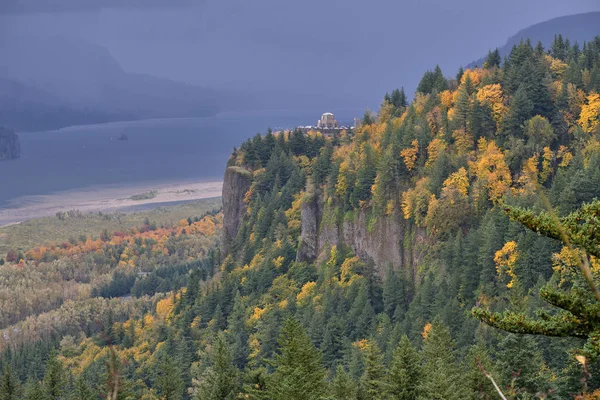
[0, 180, 223, 227]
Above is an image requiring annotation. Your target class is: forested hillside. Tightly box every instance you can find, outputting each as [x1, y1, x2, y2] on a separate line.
[3, 35, 600, 399]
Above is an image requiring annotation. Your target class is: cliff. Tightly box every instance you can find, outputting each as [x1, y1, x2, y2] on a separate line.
[224, 164, 429, 278]
[221, 166, 253, 255]
[296, 186, 429, 277]
[0, 127, 20, 160]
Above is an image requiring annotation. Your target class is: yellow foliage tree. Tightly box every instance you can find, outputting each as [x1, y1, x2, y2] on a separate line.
[425, 137, 447, 168]
[494, 241, 519, 288]
[544, 54, 568, 77]
[439, 90, 454, 109]
[401, 178, 432, 227]
[469, 138, 512, 202]
[401, 139, 419, 171]
[296, 281, 317, 305]
[156, 296, 175, 320]
[442, 167, 469, 196]
[579, 92, 600, 133]
[476, 84, 506, 123]
[452, 128, 474, 156]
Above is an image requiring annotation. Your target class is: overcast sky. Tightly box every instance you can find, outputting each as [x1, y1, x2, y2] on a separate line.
[1, 0, 599, 110]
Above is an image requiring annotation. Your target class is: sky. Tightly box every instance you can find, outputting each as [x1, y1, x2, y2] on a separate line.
[1, 0, 600, 111]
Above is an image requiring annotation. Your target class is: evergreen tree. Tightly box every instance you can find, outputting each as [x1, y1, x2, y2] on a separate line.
[357, 340, 389, 400]
[418, 318, 469, 400]
[502, 85, 534, 138]
[463, 344, 498, 400]
[72, 375, 94, 400]
[496, 334, 549, 397]
[23, 380, 44, 400]
[267, 318, 327, 400]
[330, 365, 356, 400]
[484, 48, 501, 69]
[0, 364, 21, 400]
[156, 355, 184, 400]
[192, 333, 239, 400]
[387, 335, 421, 400]
[43, 353, 66, 400]
[321, 317, 344, 369]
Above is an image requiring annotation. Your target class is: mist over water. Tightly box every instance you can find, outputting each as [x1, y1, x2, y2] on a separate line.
[0, 110, 358, 208]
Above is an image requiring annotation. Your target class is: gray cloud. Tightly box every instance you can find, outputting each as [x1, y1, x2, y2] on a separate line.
[0, 0, 205, 14]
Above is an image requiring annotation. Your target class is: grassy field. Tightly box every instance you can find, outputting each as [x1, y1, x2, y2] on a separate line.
[0, 197, 222, 256]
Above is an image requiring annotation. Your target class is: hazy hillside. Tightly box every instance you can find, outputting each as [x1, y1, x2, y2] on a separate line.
[0, 34, 220, 131]
[468, 12, 600, 68]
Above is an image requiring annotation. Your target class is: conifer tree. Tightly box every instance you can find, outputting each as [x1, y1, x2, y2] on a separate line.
[156, 355, 184, 400]
[23, 380, 44, 400]
[43, 353, 66, 400]
[474, 200, 600, 359]
[0, 364, 21, 400]
[331, 365, 356, 400]
[463, 344, 498, 400]
[191, 333, 240, 400]
[387, 335, 421, 400]
[484, 48, 501, 69]
[72, 375, 94, 400]
[418, 318, 469, 400]
[357, 339, 389, 400]
[267, 318, 327, 400]
[502, 85, 533, 138]
[496, 334, 549, 397]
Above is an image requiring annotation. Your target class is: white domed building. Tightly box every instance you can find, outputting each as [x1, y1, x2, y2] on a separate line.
[317, 112, 339, 129]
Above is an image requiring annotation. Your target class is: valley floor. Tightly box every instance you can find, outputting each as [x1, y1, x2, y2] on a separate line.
[0, 180, 223, 226]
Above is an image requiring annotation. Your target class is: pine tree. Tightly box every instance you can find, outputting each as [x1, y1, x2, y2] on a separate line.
[502, 85, 533, 138]
[473, 200, 600, 359]
[0, 364, 21, 400]
[43, 353, 66, 400]
[156, 355, 185, 400]
[387, 335, 421, 400]
[331, 365, 356, 400]
[463, 344, 498, 400]
[357, 340, 389, 400]
[484, 48, 501, 69]
[23, 380, 44, 400]
[321, 317, 344, 369]
[191, 333, 240, 400]
[418, 318, 469, 400]
[496, 334, 548, 397]
[72, 375, 94, 400]
[267, 318, 327, 400]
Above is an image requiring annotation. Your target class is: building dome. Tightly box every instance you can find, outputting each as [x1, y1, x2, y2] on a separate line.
[317, 112, 338, 129]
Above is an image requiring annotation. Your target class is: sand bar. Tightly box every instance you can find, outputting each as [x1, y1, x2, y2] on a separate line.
[0, 180, 223, 227]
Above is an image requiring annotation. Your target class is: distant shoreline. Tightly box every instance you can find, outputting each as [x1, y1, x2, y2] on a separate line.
[0, 180, 223, 227]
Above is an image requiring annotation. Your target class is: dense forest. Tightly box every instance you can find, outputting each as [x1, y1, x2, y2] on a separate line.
[2, 34, 600, 399]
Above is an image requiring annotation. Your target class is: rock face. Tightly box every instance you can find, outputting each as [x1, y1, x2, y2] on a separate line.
[296, 188, 321, 263]
[0, 127, 20, 160]
[223, 166, 430, 278]
[221, 166, 253, 255]
[297, 189, 429, 277]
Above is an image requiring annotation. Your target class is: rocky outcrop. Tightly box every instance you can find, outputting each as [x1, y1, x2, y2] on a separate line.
[0, 128, 20, 160]
[222, 165, 430, 278]
[296, 186, 321, 263]
[221, 166, 253, 254]
[298, 192, 430, 277]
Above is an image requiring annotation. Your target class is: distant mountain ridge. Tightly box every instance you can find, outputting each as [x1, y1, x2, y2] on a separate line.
[467, 11, 600, 68]
[0, 34, 220, 131]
